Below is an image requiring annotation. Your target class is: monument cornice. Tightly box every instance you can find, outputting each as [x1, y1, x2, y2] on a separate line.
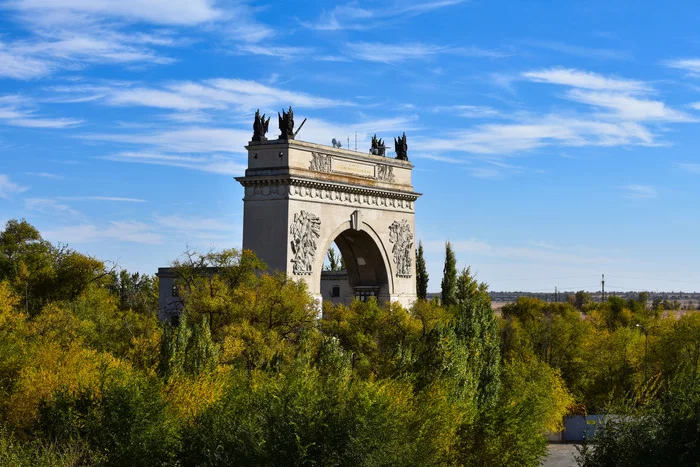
[235, 175, 421, 201]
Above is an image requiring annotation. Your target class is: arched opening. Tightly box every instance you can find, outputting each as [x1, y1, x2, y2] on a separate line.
[320, 229, 390, 304]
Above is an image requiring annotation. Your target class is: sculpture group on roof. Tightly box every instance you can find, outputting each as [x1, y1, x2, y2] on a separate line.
[250, 106, 408, 160]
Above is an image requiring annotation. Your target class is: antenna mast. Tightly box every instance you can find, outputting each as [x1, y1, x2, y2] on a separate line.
[601, 274, 605, 302]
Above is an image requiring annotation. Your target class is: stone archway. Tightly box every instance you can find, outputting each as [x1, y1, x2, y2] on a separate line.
[316, 219, 393, 304]
[236, 132, 420, 308]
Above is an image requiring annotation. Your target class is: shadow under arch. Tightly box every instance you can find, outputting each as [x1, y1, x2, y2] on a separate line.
[313, 220, 394, 302]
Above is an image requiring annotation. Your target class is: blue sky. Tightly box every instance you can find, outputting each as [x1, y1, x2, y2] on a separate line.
[1, 0, 700, 293]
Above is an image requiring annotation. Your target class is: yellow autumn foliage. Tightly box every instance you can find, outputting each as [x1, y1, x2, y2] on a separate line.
[0, 281, 23, 330]
[165, 370, 227, 423]
[7, 342, 128, 429]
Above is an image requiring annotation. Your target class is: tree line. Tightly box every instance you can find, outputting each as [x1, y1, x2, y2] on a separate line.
[0, 221, 697, 466]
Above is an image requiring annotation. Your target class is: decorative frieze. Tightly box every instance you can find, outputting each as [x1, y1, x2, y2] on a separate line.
[309, 152, 331, 172]
[307, 152, 398, 184]
[388, 220, 413, 277]
[376, 164, 395, 182]
[289, 210, 321, 275]
[240, 178, 417, 212]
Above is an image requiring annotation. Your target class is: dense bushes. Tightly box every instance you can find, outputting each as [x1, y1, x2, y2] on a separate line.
[0, 219, 697, 465]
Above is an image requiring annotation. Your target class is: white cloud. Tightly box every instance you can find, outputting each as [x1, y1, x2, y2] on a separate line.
[524, 41, 628, 60]
[344, 41, 506, 63]
[42, 221, 162, 245]
[15, 31, 175, 65]
[60, 79, 355, 114]
[0, 45, 53, 79]
[414, 116, 654, 155]
[566, 89, 693, 122]
[301, 0, 464, 31]
[0, 0, 230, 80]
[100, 152, 247, 176]
[0, 95, 82, 128]
[155, 215, 233, 235]
[25, 172, 64, 179]
[57, 196, 146, 202]
[25, 198, 82, 217]
[236, 44, 316, 60]
[664, 58, 700, 76]
[622, 184, 657, 199]
[344, 42, 449, 63]
[6, 0, 222, 26]
[411, 67, 688, 162]
[523, 68, 650, 93]
[84, 127, 250, 154]
[432, 105, 500, 118]
[0, 174, 29, 198]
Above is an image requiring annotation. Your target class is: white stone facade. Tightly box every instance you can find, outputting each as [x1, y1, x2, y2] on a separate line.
[236, 138, 421, 308]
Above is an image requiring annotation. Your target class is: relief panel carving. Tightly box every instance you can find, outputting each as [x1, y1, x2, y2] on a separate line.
[376, 165, 395, 182]
[289, 210, 321, 275]
[309, 152, 331, 172]
[388, 220, 413, 277]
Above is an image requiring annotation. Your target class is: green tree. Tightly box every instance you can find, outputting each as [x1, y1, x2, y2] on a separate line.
[454, 267, 500, 409]
[416, 241, 429, 300]
[440, 242, 457, 307]
[576, 369, 699, 466]
[569, 290, 591, 310]
[324, 246, 345, 271]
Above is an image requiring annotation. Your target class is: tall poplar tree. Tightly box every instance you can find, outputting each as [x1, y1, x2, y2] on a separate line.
[440, 241, 457, 307]
[415, 241, 428, 300]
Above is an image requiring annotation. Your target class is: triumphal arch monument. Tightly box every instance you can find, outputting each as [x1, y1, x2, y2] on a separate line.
[236, 107, 421, 307]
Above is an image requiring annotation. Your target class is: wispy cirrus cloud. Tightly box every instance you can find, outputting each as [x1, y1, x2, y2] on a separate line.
[56, 196, 146, 202]
[432, 104, 500, 118]
[344, 41, 505, 63]
[522, 68, 649, 92]
[0, 174, 29, 198]
[54, 78, 355, 114]
[415, 116, 654, 155]
[6, 0, 223, 26]
[0, 44, 54, 79]
[0, 29, 177, 80]
[0, 95, 82, 128]
[25, 172, 64, 179]
[42, 221, 162, 245]
[83, 127, 251, 154]
[25, 197, 82, 217]
[622, 184, 657, 199]
[664, 58, 700, 76]
[566, 89, 693, 122]
[100, 152, 247, 176]
[523, 67, 692, 122]
[301, 0, 464, 31]
[0, 0, 275, 79]
[523, 40, 629, 60]
[414, 68, 682, 162]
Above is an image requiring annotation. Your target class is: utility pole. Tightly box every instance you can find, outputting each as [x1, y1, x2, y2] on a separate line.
[601, 274, 605, 303]
[355, 132, 357, 151]
[25, 281, 29, 316]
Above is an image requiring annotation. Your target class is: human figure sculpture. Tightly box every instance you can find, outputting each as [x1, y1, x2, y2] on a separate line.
[370, 134, 386, 156]
[252, 109, 270, 142]
[278, 106, 295, 140]
[394, 132, 408, 161]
